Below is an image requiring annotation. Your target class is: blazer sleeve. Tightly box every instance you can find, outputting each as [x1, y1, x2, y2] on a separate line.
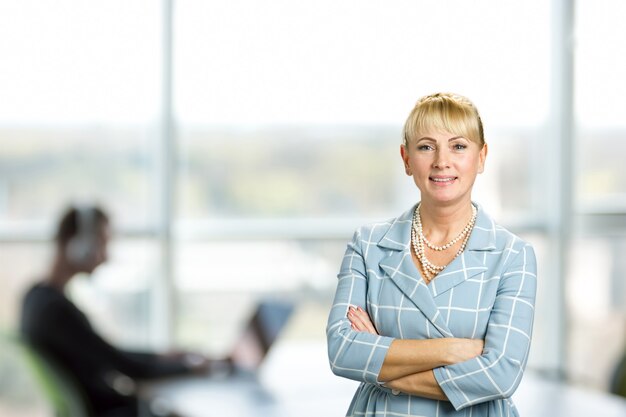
[433, 243, 537, 410]
[326, 228, 394, 384]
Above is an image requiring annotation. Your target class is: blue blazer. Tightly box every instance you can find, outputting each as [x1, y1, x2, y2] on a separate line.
[327, 203, 537, 417]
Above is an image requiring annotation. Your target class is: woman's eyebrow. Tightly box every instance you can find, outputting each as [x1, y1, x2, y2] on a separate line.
[416, 136, 465, 141]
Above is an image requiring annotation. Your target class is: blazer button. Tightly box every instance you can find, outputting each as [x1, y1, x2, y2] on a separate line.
[391, 389, 400, 396]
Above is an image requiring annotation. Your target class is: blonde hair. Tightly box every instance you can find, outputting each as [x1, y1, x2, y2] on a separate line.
[402, 92, 485, 147]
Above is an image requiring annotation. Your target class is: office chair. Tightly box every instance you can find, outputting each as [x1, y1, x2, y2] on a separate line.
[2, 332, 90, 417]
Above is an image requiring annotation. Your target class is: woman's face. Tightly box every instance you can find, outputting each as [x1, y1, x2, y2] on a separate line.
[401, 129, 487, 207]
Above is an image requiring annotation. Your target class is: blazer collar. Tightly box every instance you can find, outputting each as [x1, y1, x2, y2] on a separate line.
[377, 202, 497, 335]
[465, 203, 497, 251]
[377, 204, 415, 251]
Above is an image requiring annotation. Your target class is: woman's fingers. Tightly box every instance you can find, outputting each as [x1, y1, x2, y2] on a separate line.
[357, 307, 378, 334]
[347, 306, 379, 335]
[347, 306, 365, 330]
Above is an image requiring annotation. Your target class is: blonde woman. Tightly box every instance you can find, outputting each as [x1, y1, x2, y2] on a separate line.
[327, 93, 537, 416]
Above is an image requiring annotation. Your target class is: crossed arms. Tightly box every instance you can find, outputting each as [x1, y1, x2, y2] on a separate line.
[347, 305, 483, 401]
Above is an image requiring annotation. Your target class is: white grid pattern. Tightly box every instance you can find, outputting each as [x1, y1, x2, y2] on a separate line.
[327, 203, 537, 417]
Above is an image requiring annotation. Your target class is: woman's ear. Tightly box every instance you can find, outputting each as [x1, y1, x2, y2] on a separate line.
[400, 144, 411, 175]
[477, 143, 488, 173]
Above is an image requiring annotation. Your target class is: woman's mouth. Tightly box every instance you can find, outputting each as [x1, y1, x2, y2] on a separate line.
[429, 176, 457, 184]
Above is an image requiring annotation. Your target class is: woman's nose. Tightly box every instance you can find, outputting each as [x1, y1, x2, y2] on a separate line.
[433, 150, 450, 169]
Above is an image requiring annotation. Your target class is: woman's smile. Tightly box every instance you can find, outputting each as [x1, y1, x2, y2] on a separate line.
[429, 175, 457, 185]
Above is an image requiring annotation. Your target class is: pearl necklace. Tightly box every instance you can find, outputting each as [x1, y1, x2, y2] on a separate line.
[411, 203, 477, 281]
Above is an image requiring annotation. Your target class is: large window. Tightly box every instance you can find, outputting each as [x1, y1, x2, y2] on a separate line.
[569, 0, 626, 389]
[3, 0, 620, 393]
[0, 1, 162, 347]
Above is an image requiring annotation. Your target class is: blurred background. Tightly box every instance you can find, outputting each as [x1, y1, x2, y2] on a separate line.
[1, 0, 625, 415]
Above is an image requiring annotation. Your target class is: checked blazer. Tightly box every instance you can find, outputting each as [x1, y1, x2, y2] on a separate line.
[326, 202, 537, 417]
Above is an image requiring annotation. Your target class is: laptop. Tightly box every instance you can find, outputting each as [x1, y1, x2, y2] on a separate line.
[142, 300, 295, 414]
[219, 300, 295, 375]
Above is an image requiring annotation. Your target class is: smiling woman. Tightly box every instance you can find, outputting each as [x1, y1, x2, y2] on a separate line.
[327, 93, 537, 417]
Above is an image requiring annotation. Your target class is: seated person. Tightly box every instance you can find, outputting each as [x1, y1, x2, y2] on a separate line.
[20, 205, 213, 417]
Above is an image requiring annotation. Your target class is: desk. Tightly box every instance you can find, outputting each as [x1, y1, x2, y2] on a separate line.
[143, 341, 626, 417]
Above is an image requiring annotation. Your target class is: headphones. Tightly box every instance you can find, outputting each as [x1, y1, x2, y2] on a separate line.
[65, 206, 99, 266]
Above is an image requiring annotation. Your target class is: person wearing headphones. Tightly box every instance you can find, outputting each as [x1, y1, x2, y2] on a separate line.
[20, 205, 212, 417]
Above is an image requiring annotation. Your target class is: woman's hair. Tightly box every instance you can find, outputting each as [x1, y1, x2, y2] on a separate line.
[55, 205, 109, 246]
[402, 92, 485, 147]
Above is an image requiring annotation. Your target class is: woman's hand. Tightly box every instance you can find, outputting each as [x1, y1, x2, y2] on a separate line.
[347, 305, 378, 335]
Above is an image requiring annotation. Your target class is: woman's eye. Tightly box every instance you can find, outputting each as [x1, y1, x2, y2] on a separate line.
[417, 144, 433, 151]
[453, 143, 467, 150]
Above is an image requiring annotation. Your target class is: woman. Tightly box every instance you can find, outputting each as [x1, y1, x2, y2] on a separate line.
[326, 93, 537, 416]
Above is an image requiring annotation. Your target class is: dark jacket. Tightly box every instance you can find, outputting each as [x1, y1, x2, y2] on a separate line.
[20, 283, 190, 417]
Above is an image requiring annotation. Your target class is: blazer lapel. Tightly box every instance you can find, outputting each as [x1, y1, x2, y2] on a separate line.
[429, 251, 487, 297]
[378, 205, 453, 337]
